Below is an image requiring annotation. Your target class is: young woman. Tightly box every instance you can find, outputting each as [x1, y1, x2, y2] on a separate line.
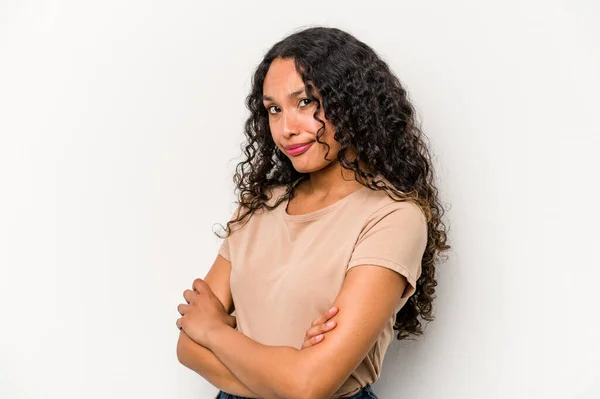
[176, 27, 450, 399]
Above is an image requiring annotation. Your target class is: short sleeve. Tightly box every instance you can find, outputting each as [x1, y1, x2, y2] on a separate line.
[216, 202, 248, 263]
[218, 237, 231, 262]
[347, 202, 428, 299]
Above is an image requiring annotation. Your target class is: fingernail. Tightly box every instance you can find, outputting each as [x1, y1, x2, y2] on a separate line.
[327, 321, 335, 327]
[316, 334, 323, 340]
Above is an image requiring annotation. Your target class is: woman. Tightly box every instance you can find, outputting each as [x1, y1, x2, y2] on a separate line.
[176, 26, 450, 399]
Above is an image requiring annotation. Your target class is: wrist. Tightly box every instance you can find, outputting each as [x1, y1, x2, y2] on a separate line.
[205, 322, 231, 349]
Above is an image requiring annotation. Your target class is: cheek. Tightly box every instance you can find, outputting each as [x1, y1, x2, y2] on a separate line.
[268, 120, 281, 141]
[299, 113, 319, 129]
[319, 121, 338, 144]
[323, 124, 342, 155]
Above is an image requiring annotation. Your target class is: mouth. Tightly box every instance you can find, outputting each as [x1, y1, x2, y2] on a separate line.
[284, 142, 314, 156]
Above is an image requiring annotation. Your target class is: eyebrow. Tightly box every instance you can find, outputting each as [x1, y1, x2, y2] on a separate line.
[262, 88, 306, 102]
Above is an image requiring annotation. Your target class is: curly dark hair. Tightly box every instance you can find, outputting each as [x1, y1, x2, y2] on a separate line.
[217, 26, 451, 341]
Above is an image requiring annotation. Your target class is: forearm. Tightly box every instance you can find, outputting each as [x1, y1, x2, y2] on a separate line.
[205, 325, 307, 399]
[177, 331, 259, 398]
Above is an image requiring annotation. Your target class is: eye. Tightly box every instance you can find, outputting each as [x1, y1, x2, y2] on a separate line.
[299, 99, 312, 107]
[267, 105, 280, 115]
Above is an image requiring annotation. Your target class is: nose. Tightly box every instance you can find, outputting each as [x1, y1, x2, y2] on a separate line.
[282, 110, 300, 138]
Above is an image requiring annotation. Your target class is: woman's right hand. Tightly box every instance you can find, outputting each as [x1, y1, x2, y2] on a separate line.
[301, 306, 339, 349]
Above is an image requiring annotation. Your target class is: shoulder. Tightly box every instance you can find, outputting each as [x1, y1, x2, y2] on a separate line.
[360, 188, 427, 229]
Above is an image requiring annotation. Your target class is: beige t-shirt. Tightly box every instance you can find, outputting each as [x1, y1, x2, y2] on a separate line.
[218, 184, 427, 398]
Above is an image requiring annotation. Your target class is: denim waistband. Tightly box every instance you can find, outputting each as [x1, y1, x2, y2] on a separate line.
[216, 384, 378, 399]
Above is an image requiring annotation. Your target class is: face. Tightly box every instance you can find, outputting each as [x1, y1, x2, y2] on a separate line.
[262, 58, 341, 174]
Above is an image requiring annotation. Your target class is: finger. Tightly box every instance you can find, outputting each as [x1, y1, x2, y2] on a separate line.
[305, 320, 337, 339]
[310, 306, 338, 327]
[192, 278, 206, 293]
[183, 289, 195, 304]
[177, 303, 190, 316]
[176, 317, 182, 330]
[302, 333, 324, 349]
[311, 306, 338, 327]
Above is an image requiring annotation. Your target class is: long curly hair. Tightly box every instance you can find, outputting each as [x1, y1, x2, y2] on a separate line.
[218, 26, 450, 341]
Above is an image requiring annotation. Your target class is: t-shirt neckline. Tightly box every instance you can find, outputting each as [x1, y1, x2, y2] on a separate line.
[281, 185, 369, 222]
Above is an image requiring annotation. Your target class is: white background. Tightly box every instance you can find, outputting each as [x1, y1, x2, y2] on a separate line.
[1, 1, 599, 398]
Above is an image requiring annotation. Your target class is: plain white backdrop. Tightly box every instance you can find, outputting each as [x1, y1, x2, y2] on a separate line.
[1, 1, 599, 398]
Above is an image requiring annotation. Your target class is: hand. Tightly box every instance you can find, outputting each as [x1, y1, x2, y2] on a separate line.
[176, 278, 231, 346]
[301, 306, 339, 349]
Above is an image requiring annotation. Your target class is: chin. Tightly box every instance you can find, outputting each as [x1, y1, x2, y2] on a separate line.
[291, 161, 329, 174]
[291, 165, 316, 174]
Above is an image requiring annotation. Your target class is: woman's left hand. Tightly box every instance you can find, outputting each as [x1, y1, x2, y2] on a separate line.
[176, 278, 231, 346]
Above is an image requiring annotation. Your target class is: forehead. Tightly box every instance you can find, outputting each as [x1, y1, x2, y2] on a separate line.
[263, 58, 303, 95]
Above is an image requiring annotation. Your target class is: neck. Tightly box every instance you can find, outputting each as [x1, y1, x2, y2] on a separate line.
[305, 161, 365, 197]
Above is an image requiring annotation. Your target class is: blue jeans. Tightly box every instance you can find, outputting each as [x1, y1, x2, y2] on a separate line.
[215, 384, 378, 399]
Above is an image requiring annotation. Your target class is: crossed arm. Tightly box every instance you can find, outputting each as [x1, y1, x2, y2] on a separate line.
[177, 254, 407, 399]
[176, 254, 259, 397]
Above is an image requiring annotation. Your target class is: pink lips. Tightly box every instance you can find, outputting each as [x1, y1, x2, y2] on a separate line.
[285, 142, 313, 156]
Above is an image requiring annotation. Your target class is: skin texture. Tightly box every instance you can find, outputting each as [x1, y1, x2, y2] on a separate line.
[176, 57, 411, 398]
